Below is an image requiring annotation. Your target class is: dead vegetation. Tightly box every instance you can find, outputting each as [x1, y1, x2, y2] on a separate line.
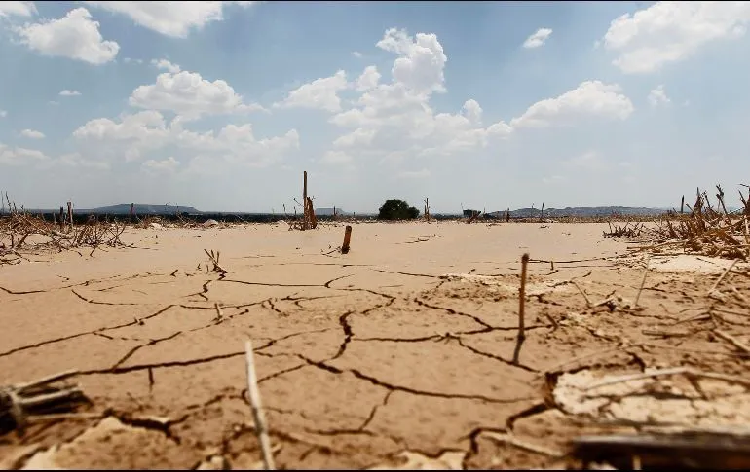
[645, 185, 750, 260]
[603, 222, 645, 239]
[0, 206, 130, 265]
[595, 184, 749, 261]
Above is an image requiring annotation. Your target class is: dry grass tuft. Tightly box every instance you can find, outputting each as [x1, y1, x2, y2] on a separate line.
[645, 185, 750, 261]
[603, 222, 645, 239]
[1, 209, 130, 265]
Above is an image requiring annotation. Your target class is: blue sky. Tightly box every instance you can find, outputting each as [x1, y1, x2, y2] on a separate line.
[1, 1, 749, 213]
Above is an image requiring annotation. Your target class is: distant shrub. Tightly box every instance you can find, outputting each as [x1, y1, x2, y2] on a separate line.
[378, 199, 420, 220]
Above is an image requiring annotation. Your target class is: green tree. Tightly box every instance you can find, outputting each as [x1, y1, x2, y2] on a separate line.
[378, 199, 420, 220]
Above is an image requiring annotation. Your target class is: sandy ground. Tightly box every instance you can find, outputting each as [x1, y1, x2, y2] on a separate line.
[1, 221, 749, 469]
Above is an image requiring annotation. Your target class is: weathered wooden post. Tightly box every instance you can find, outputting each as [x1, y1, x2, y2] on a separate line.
[512, 253, 530, 365]
[681, 195, 685, 215]
[66, 201, 73, 232]
[303, 171, 309, 230]
[341, 225, 353, 254]
[307, 197, 317, 229]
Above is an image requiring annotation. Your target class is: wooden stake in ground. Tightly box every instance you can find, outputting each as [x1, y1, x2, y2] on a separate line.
[244, 340, 275, 470]
[302, 171, 309, 230]
[66, 202, 73, 232]
[306, 197, 317, 229]
[512, 253, 530, 365]
[341, 225, 353, 254]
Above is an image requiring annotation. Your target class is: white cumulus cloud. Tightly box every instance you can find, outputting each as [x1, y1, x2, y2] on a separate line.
[510, 81, 634, 128]
[523, 28, 552, 49]
[59, 90, 82, 96]
[376, 27, 447, 94]
[355, 66, 381, 92]
[602, 1, 750, 74]
[321, 28, 512, 165]
[274, 70, 350, 113]
[648, 85, 671, 107]
[73, 111, 300, 168]
[83, 1, 256, 38]
[129, 69, 264, 120]
[0, 142, 49, 165]
[14, 8, 120, 65]
[20, 128, 45, 139]
[151, 58, 181, 73]
[0, 1, 37, 18]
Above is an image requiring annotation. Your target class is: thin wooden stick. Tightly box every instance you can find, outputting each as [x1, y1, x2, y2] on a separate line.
[541, 346, 626, 376]
[571, 280, 592, 308]
[584, 366, 750, 391]
[244, 340, 275, 470]
[482, 431, 563, 457]
[213, 303, 224, 322]
[708, 259, 739, 295]
[713, 329, 750, 354]
[19, 387, 82, 408]
[14, 369, 79, 392]
[512, 253, 529, 365]
[634, 256, 650, 308]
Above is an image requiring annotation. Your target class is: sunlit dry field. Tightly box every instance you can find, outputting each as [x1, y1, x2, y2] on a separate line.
[1, 220, 749, 469]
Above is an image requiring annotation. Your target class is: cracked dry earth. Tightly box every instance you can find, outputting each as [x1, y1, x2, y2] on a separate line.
[1, 221, 749, 469]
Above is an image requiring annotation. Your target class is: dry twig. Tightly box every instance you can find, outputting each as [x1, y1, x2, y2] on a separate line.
[512, 253, 529, 365]
[204, 249, 227, 274]
[244, 340, 275, 470]
[713, 329, 750, 354]
[583, 366, 750, 391]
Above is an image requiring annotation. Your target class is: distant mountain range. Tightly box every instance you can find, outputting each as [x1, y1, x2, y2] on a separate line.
[483, 206, 668, 218]
[11, 203, 671, 218]
[77, 204, 355, 216]
[315, 207, 351, 216]
[78, 204, 201, 215]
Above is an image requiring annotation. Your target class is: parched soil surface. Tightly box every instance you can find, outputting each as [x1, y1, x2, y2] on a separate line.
[1, 222, 748, 469]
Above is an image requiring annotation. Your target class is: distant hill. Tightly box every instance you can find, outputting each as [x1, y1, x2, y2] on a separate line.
[81, 204, 202, 215]
[485, 206, 667, 218]
[12, 203, 669, 219]
[315, 207, 351, 216]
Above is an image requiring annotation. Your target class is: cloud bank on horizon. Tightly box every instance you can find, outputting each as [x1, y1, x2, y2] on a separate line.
[1, 1, 749, 213]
